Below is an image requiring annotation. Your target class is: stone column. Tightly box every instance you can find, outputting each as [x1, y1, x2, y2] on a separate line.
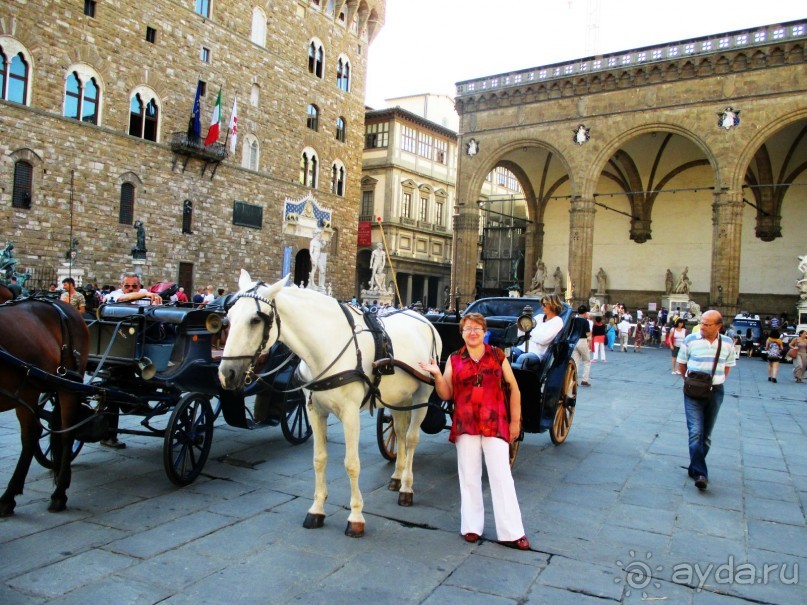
[567, 197, 596, 306]
[710, 190, 744, 317]
[422, 277, 429, 307]
[406, 273, 413, 306]
[451, 209, 480, 309]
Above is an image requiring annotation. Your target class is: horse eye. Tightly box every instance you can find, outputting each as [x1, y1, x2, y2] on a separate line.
[250, 317, 262, 326]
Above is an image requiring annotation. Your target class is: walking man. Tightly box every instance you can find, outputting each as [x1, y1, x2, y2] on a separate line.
[617, 316, 631, 351]
[677, 310, 736, 490]
[571, 305, 592, 387]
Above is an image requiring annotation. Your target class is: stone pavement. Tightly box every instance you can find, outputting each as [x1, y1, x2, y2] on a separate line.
[1, 345, 806, 604]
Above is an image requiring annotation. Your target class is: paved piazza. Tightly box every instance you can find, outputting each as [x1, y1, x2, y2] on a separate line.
[1, 345, 805, 604]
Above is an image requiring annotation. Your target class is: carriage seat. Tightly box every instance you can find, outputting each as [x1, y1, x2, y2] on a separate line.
[98, 304, 195, 325]
[511, 351, 544, 373]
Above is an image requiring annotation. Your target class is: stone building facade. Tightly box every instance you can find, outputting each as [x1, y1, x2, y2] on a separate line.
[360, 101, 522, 308]
[452, 20, 807, 318]
[0, 0, 384, 297]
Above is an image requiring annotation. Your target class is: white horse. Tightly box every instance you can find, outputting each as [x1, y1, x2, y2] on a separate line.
[219, 271, 441, 537]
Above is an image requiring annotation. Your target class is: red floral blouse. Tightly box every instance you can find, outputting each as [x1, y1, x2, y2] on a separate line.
[448, 344, 510, 443]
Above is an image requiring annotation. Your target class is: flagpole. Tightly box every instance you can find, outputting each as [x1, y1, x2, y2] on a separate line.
[376, 217, 402, 306]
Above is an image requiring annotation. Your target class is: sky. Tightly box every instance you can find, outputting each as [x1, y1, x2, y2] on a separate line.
[365, 0, 806, 108]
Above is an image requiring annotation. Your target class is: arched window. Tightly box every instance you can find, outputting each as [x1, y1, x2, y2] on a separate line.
[251, 7, 267, 47]
[306, 103, 319, 131]
[308, 40, 324, 78]
[300, 149, 318, 188]
[64, 71, 100, 124]
[250, 83, 260, 107]
[1, 49, 29, 104]
[335, 116, 346, 142]
[128, 91, 159, 141]
[119, 182, 135, 225]
[336, 56, 350, 91]
[330, 161, 345, 196]
[182, 200, 193, 234]
[12, 160, 33, 209]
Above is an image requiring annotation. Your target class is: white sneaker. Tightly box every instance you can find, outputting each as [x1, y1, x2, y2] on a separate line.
[671, 370, 677, 374]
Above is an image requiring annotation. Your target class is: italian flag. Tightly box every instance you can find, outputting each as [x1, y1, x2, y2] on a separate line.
[204, 89, 222, 145]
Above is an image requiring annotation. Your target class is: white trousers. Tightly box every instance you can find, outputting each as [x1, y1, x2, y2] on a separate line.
[572, 339, 591, 382]
[593, 341, 607, 361]
[456, 434, 525, 541]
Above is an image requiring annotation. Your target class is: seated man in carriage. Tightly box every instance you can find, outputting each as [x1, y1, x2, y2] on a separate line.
[99, 272, 163, 448]
[104, 272, 164, 306]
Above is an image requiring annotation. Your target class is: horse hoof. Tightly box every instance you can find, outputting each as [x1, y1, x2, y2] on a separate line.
[387, 478, 401, 492]
[303, 513, 325, 529]
[345, 521, 365, 538]
[398, 492, 413, 507]
[48, 498, 67, 513]
[0, 503, 15, 517]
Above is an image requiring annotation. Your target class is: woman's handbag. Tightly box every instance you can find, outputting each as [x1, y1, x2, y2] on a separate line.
[683, 337, 722, 399]
[787, 347, 798, 360]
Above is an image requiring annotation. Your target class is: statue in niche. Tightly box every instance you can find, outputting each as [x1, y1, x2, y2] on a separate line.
[665, 269, 674, 294]
[596, 267, 608, 294]
[553, 266, 563, 294]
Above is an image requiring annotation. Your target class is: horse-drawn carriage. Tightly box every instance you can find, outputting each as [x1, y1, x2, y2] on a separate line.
[0, 294, 310, 515]
[376, 297, 583, 465]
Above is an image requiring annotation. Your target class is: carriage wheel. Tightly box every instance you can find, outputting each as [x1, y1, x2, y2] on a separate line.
[163, 393, 215, 486]
[33, 393, 84, 469]
[376, 407, 397, 461]
[280, 391, 312, 445]
[550, 360, 577, 445]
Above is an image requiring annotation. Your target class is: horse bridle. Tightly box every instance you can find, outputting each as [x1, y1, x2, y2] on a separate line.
[219, 283, 281, 384]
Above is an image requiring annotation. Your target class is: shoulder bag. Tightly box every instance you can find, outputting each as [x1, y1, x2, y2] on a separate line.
[683, 336, 722, 399]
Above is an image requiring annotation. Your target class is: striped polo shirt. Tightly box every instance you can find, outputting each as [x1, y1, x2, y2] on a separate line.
[677, 332, 736, 385]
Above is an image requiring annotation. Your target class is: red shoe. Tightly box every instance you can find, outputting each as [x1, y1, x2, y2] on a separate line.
[499, 536, 530, 550]
[463, 532, 480, 543]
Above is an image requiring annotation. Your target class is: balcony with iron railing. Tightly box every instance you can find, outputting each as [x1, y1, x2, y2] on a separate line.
[456, 20, 807, 97]
[169, 132, 229, 176]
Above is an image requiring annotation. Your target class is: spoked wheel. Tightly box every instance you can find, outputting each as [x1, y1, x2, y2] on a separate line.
[34, 392, 84, 469]
[550, 360, 577, 445]
[163, 393, 215, 486]
[376, 407, 397, 461]
[280, 391, 312, 445]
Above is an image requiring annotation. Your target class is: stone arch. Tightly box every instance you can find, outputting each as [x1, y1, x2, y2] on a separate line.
[730, 107, 807, 191]
[585, 122, 719, 201]
[117, 171, 143, 187]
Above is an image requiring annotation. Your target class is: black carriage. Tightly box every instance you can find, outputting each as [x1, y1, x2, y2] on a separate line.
[34, 302, 310, 486]
[376, 297, 584, 465]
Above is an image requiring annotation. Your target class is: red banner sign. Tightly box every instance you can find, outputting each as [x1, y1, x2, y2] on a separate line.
[357, 221, 372, 247]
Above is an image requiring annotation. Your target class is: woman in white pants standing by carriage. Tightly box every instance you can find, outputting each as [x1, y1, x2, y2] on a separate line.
[420, 312, 530, 550]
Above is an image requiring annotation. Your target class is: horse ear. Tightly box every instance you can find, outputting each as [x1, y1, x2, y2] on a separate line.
[238, 269, 253, 292]
[262, 275, 288, 299]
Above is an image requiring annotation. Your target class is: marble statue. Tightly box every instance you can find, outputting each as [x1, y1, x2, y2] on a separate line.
[674, 266, 691, 294]
[665, 269, 674, 294]
[529, 259, 547, 292]
[308, 228, 327, 289]
[596, 267, 607, 294]
[553, 266, 563, 294]
[369, 242, 386, 291]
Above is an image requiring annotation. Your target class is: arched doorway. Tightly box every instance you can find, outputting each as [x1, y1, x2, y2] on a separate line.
[294, 249, 311, 287]
[355, 249, 372, 298]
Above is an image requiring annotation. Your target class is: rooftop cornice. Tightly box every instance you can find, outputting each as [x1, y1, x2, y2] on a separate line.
[456, 20, 806, 99]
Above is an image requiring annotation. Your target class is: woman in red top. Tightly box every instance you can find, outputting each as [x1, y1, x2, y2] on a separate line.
[419, 313, 529, 550]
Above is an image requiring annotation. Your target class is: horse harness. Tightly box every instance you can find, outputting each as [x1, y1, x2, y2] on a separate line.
[0, 296, 85, 414]
[229, 285, 436, 414]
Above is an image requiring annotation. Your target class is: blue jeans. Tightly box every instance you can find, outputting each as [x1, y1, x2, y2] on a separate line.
[684, 385, 724, 479]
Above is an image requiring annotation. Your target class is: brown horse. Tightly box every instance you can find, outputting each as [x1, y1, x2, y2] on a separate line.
[0, 284, 13, 302]
[0, 297, 89, 516]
